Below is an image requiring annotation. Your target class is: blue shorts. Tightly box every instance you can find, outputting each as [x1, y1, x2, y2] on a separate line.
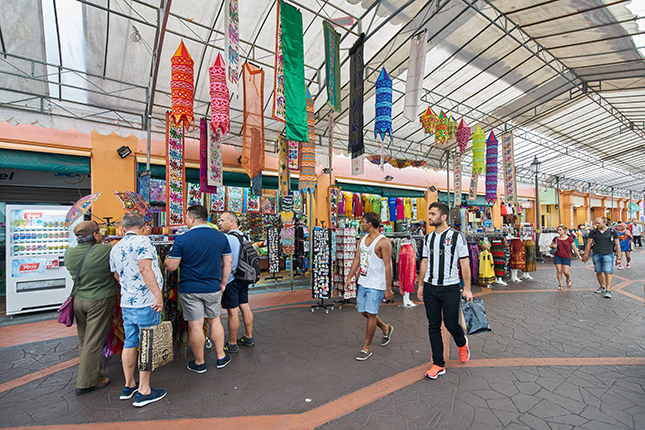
[592, 254, 614, 274]
[122, 306, 161, 349]
[356, 285, 384, 315]
[221, 279, 250, 309]
[553, 255, 571, 266]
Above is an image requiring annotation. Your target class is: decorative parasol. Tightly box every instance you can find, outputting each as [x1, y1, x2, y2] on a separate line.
[456, 119, 471, 154]
[114, 191, 152, 223]
[171, 41, 194, 129]
[210, 52, 230, 135]
[65, 192, 102, 227]
[420, 107, 438, 134]
[472, 125, 486, 174]
[435, 111, 448, 144]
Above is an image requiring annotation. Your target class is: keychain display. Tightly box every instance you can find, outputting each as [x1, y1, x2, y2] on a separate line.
[334, 222, 358, 299]
[267, 227, 280, 274]
[312, 228, 332, 299]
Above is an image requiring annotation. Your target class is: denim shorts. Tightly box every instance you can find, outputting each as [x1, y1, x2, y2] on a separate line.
[592, 254, 614, 274]
[553, 255, 571, 266]
[356, 285, 384, 315]
[122, 306, 161, 349]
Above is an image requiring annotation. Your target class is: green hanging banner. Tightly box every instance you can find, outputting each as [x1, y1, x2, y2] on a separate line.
[280, 1, 308, 142]
[323, 20, 341, 113]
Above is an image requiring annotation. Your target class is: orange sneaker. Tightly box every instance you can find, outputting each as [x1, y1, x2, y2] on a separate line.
[458, 335, 470, 363]
[424, 365, 446, 379]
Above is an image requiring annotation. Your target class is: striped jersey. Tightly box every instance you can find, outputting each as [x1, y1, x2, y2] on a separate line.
[422, 228, 469, 286]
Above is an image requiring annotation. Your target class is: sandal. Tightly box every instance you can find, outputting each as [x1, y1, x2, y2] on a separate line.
[566, 280, 572, 288]
[557, 285, 564, 290]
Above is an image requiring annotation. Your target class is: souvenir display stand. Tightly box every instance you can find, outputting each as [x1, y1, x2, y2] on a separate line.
[266, 227, 282, 282]
[333, 220, 358, 308]
[311, 227, 333, 313]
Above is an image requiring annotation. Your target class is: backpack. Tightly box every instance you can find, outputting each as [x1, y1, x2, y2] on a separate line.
[228, 232, 261, 284]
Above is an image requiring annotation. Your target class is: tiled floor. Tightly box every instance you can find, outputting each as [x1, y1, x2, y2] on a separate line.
[2, 250, 645, 429]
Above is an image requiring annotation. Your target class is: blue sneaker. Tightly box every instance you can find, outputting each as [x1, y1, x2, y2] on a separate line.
[120, 382, 139, 400]
[187, 360, 207, 374]
[216, 354, 231, 369]
[132, 388, 167, 407]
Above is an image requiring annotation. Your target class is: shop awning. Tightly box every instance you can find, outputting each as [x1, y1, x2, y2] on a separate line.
[335, 179, 425, 198]
[629, 203, 641, 212]
[0, 149, 90, 175]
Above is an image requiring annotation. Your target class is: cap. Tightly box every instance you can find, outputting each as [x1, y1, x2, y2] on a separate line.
[73, 221, 99, 237]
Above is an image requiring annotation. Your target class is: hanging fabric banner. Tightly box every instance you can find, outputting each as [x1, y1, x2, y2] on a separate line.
[454, 152, 462, 207]
[501, 132, 518, 204]
[187, 183, 202, 207]
[261, 189, 277, 215]
[272, 0, 286, 122]
[404, 30, 427, 122]
[210, 186, 226, 212]
[472, 125, 486, 174]
[281, 1, 308, 142]
[244, 188, 260, 213]
[328, 112, 334, 170]
[165, 112, 186, 226]
[226, 186, 244, 213]
[299, 88, 316, 192]
[251, 173, 262, 197]
[278, 135, 290, 195]
[468, 171, 479, 201]
[199, 118, 218, 193]
[349, 33, 365, 157]
[485, 131, 498, 204]
[209, 52, 230, 136]
[351, 153, 364, 176]
[323, 20, 341, 113]
[242, 62, 265, 179]
[287, 140, 300, 171]
[224, 0, 240, 95]
[170, 41, 194, 129]
[208, 125, 224, 188]
[374, 68, 393, 141]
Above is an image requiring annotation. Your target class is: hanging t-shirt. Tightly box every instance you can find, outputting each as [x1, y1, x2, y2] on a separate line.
[344, 192, 353, 218]
[403, 198, 412, 219]
[362, 193, 372, 213]
[372, 195, 382, 215]
[338, 193, 345, 215]
[396, 198, 405, 221]
[388, 197, 397, 222]
[353, 193, 363, 217]
[381, 197, 388, 222]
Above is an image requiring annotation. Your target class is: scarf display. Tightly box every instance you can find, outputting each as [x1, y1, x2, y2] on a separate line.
[454, 152, 462, 206]
[323, 20, 341, 113]
[472, 125, 486, 174]
[501, 132, 518, 204]
[165, 112, 185, 226]
[210, 186, 226, 212]
[251, 172, 262, 197]
[267, 228, 280, 274]
[281, 1, 308, 142]
[329, 186, 340, 229]
[280, 194, 295, 255]
[456, 118, 470, 154]
[349, 33, 366, 157]
[278, 135, 290, 195]
[299, 88, 316, 192]
[210, 53, 230, 136]
[420, 107, 438, 134]
[272, 1, 286, 122]
[375, 68, 393, 142]
[404, 30, 427, 122]
[468, 171, 479, 201]
[226, 186, 244, 213]
[242, 62, 265, 179]
[225, 0, 240, 94]
[351, 153, 364, 176]
[435, 110, 448, 145]
[170, 41, 194, 129]
[485, 131, 498, 204]
[244, 188, 260, 213]
[199, 118, 219, 193]
[261, 189, 277, 215]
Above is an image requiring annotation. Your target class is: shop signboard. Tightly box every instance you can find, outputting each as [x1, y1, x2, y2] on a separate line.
[501, 133, 517, 204]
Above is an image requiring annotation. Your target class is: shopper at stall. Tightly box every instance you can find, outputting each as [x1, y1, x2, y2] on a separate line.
[550, 225, 581, 290]
[418, 202, 473, 380]
[615, 223, 633, 269]
[582, 216, 621, 299]
[345, 212, 394, 361]
[165, 205, 233, 372]
[631, 221, 643, 248]
[219, 211, 255, 353]
[65, 221, 118, 396]
[109, 213, 166, 407]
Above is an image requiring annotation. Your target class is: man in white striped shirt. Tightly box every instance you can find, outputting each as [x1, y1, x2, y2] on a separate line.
[418, 202, 473, 380]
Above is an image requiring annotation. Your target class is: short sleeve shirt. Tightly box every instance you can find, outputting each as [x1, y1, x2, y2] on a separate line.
[388, 197, 397, 222]
[422, 228, 469, 285]
[371, 195, 382, 215]
[589, 228, 618, 256]
[167, 224, 232, 294]
[552, 236, 575, 259]
[110, 232, 163, 308]
[353, 193, 364, 217]
[225, 229, 243, 284]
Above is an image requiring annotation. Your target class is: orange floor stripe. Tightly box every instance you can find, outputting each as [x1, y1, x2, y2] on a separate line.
[0, 357, 80, 394]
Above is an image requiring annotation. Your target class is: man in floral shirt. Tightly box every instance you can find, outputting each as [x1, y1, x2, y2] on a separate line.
[110, 213, 166, 407]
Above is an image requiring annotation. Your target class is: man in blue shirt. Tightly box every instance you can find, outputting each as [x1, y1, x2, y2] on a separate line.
[219, 211, 255, 353]
[165, 205, 232, 373]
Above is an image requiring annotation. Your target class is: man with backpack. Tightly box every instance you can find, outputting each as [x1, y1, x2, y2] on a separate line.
[219, 211, 258, 352]
[581, 216, 621, 299]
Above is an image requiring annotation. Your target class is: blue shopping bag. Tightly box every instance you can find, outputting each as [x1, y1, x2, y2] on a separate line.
[461, 297, 492, 335]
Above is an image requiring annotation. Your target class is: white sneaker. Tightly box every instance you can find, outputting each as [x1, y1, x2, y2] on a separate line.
[617, 265, 623, 270]
[626, 263, 631, 269]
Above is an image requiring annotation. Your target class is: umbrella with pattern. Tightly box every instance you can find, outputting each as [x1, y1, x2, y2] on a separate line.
[114, 191, 153, 223]
[65, 192, 102, 227]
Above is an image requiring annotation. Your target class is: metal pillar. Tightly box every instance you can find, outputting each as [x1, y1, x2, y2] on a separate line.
[556, 177, 561, 226]
[445, 150, 451, 223]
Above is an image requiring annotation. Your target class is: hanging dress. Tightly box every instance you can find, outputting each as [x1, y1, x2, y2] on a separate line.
[469, 243, 480, 284]
[396, 198, 405, 221]
[344, 192, 353, 218]
[398, 243, 417, 293]
[510, 238, 526, 270]
[479, 250, 496, 285]
[490, 239, 506, 277]
[524, 239, 537, 272]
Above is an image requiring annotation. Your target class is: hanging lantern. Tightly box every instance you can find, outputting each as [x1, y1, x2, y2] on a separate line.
[374, 68, 393, 141]
[170, 41, 194, 129]
[448, 115, 458, 140]
[472, 125, 486, 174]
[485, 130, 498, 204]
[456, 119, 470, 154]
[209, 52, 230, 135]
[434, 110, 448, 144]
[419, 107, 438, 134]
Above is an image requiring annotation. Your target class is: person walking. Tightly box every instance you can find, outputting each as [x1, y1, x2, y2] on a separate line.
[549, 225, 581, 290]
[65, 221, 118, 396]
[582, 216, 621, 299]
[631, 221, 643, 248]
[219, 211, 255, 353]
[345, 212, 394, 361]
[615, 223, 633, 269]
[417, 202, 473, 380]
[110, 213, 166, 407]
[165, 205, 232, 373]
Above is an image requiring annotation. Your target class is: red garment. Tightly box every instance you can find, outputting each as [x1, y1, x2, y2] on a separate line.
[500, 204, 508, 216]
[398, 243, 417, 293]
[552, 236, 574, 259]
[396, 198, 404, 221]
[353, 193, 364, 217]
[510, 238, 526, 270]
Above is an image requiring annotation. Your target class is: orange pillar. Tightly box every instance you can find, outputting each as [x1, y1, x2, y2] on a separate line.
[315, 173, 330, 228]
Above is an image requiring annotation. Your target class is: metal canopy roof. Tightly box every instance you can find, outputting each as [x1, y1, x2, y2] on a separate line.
[2, 0, 645, 197]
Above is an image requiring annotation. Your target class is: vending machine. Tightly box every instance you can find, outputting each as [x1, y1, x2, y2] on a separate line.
[5, 205, 80, 316]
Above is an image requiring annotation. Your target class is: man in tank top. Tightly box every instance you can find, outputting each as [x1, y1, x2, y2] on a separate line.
[345, 212, 394, 361]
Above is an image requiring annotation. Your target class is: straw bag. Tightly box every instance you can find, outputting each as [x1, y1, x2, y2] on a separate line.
[138, 321, 173, 371]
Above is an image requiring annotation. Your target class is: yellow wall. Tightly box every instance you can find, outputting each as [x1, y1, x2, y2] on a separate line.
[90, 131, 137, 221]
[315, 173, 331, 228]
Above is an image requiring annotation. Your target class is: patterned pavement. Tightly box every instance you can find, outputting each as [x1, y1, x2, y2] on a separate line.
[2, 249, 645, 430]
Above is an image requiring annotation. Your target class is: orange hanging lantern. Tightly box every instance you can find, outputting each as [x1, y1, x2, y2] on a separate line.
[171, 41, 194, 129]
[419, 107, 438, 134]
